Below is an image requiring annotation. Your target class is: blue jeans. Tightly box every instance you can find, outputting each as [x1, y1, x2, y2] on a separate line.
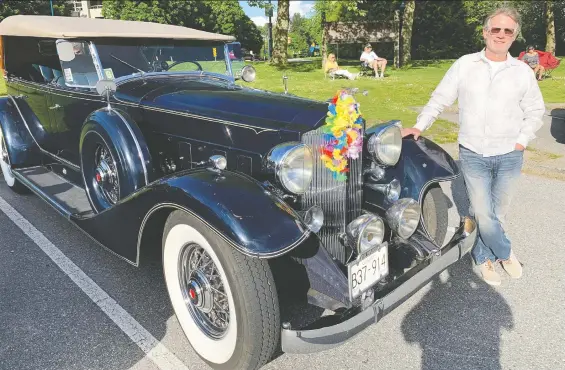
[458, 145, 524, 265]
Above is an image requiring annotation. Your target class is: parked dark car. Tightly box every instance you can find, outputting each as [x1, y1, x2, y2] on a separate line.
[0, 15, 477, 370]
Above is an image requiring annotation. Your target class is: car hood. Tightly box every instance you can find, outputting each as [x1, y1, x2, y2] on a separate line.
[115, 75, 329, 133]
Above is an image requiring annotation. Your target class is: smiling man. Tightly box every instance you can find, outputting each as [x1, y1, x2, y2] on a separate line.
[401, 7, 545, 285]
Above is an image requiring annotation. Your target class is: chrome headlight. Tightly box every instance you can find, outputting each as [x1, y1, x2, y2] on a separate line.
[241, 65, 256, 82]
[385, 198, 421, 239]
[367, 122, 402, 166]
[265, 142, 313, 194]
[346, 214, 385, 254]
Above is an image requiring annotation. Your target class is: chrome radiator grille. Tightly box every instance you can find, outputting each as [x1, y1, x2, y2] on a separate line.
[301, 128, 364, 263]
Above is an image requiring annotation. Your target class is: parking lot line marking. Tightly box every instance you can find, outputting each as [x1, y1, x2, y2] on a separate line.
[0, 195, 189, 370]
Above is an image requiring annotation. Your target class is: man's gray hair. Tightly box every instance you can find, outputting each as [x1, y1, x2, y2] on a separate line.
[483, 6, 522, 35]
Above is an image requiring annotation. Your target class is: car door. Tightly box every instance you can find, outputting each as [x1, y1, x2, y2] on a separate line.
[9, 39, 60, 153]
[46, 39, 105, 167]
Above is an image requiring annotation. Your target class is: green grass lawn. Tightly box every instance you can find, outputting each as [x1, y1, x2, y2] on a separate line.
[238, 57, 565, 143]
[1, 56, 562, 144]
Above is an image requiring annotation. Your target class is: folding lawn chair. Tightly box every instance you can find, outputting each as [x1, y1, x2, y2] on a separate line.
[518, 50, 561, 79]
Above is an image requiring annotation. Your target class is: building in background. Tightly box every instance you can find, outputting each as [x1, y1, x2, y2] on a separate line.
[70, 0, 104, 18]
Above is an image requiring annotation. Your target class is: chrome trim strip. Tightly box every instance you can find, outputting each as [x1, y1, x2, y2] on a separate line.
[136, 203, 311, 265]
[224, 44, 234, 79]
[7, 94, 81, 171]
[89, 41, 105, 81]
[116, 100, 278, 134]
[110, 109, 149, 186]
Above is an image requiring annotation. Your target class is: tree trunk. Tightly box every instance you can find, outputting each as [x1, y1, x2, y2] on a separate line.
[545, 1, 556, 54]
[394, 9, 400, 68]
[321, 11, 328, 70]
[401, 0, 416, 66]
[272, 0, 289, 66]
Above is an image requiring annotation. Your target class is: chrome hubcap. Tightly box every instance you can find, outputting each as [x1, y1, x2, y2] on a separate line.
[179, 243, 230, 339]
[94, 144, 119, 204]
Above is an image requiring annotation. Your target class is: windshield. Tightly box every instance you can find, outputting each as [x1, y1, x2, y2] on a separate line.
[93, 41, 233, 80]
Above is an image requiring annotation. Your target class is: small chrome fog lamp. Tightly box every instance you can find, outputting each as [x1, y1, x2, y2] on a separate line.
[209, 155, 227, 170]
[368, 178, 401, 202]
[300, 205, 324, 233]
[385, 198, 421, 239]
[241, 65, 256, 82]
[346, 214, 385, 254]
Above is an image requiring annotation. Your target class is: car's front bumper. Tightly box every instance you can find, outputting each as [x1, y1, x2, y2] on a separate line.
[281, 217, 477, 354]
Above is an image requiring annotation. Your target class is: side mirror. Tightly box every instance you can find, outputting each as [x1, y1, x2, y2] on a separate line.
[96, 79, 117, 110]
[241, 65, 256, 82]
[96, 79, 117, 96]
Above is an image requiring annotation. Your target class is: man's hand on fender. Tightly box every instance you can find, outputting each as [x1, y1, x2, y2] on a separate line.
[401, 128, 421, 140]
[515, 143, 525, 151]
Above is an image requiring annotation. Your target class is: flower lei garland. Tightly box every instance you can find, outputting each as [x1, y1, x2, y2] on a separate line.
[319, 90, 364, 181]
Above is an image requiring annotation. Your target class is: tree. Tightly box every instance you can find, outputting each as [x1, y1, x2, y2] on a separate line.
[102, 0, 213, 29]
[401, 0, 416, 66]
[271, 0, 289, 66]
[313, 0, 368, 69]
[102, 0, 263, 53]
[205, 0, 263, 53]
[545, 1, 556, 53]
[0, 0, 72, 20]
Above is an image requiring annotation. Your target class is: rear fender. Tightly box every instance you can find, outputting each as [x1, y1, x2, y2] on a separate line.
[71, 168, 311, 265]
[0, 97, 41, 167]
[364, 136, 460, 209]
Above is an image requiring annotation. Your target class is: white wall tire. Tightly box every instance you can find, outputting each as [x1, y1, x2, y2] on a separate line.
[162, 210, 280, 370]
[0, 126, 27, 193]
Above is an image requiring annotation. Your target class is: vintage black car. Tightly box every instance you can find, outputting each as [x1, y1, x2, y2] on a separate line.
[0, 15, 477, 370]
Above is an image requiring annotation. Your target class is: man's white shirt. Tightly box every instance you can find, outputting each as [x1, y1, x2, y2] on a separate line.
[414, 49, 545, 157]
[360, 51, 378, 62]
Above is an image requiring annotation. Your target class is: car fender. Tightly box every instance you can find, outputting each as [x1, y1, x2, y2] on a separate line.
[81, 108, 154, 187]
[364, 136, 460, 210]
[0, 97, 41, 167]
[71, 168, 311, 265]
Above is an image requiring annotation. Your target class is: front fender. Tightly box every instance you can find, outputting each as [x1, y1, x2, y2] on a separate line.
[71, 168, 310, 264]
[364, 136, 459, 209]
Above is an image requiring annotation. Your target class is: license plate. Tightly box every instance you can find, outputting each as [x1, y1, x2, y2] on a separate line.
[348, 244, 389, 300]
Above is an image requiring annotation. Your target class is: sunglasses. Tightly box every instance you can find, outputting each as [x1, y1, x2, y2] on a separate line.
[488, 27, 515, 36]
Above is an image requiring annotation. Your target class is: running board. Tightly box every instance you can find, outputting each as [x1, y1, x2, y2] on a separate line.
[12, 166, 93, 217]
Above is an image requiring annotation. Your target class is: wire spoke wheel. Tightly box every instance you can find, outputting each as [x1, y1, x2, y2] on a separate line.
[179, 243, 230, 339]
[93, 142, 119, 205]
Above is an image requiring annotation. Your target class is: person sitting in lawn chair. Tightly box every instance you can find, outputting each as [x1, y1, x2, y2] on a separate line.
[360, 43, 387, 78]
[519, 45, 544, 80]
[518, 45, 560, 80]
[324, 53, 359, 80]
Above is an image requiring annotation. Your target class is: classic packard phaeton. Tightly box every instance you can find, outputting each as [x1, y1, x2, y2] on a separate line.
[0, 15, 477, 370]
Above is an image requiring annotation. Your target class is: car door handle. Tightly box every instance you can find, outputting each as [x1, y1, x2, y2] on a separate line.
[48, 104, 61, 110]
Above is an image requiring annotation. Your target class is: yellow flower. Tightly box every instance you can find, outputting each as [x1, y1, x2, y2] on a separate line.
[333, 149, 343, 160]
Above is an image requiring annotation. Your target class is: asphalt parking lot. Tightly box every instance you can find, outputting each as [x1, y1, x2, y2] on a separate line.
[1, 172, 564, 370]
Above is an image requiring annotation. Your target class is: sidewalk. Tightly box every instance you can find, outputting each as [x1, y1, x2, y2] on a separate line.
[411, 103, 565, 180]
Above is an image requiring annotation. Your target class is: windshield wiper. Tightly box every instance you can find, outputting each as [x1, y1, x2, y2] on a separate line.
[110, 54, 145, 75]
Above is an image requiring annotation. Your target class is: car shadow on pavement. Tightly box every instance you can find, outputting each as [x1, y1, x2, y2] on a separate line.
[550, 109, 565, 144]
[400, 164, 514, 370]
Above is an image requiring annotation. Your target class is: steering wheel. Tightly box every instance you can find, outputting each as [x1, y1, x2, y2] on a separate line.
[164, 60, 203, 71]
